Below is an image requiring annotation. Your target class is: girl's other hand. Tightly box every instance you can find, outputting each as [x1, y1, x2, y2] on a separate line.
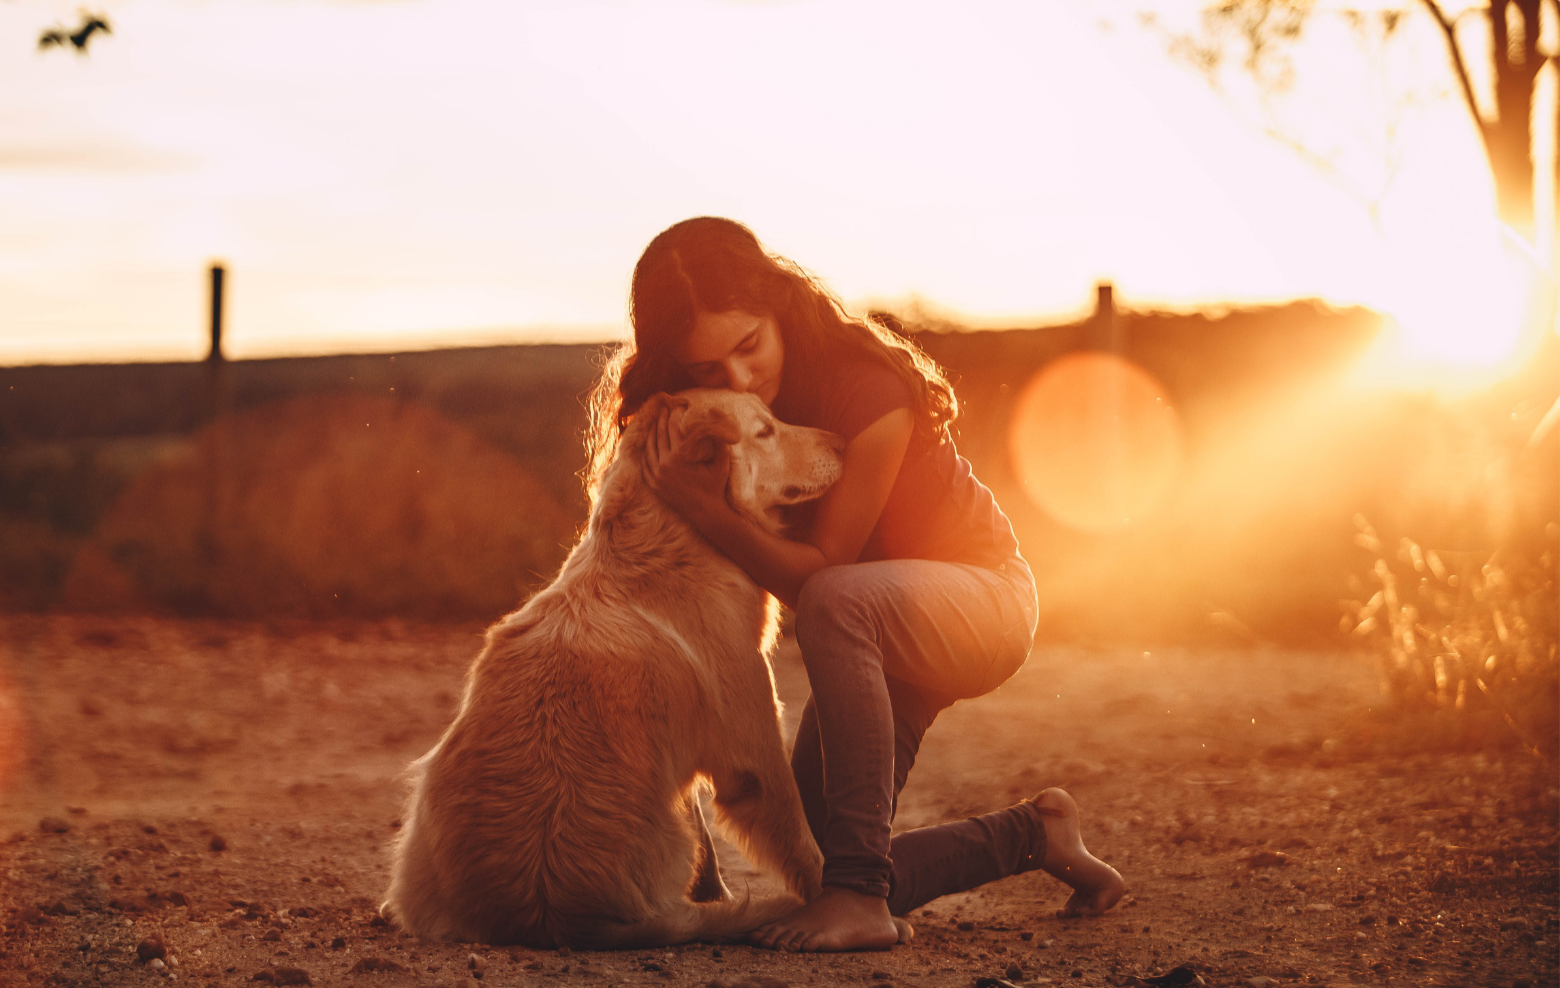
[643, 405, 731, 523]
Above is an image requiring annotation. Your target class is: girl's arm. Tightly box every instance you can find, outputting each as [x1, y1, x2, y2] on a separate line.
[644, 406, 914, 609]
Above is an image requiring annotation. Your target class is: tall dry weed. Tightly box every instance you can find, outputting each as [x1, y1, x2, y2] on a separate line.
[1345, 515, 1558, 761]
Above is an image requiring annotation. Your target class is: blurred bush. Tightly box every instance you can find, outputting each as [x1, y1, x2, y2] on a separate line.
[59, 394, 576, 619]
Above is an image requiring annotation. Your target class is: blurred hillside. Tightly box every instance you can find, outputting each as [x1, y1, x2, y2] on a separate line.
[0, 346, 595, 620]
[2, 302, 1554, 643]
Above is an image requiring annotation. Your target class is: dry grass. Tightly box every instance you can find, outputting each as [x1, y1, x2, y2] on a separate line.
[1345, 515, 1559, 762]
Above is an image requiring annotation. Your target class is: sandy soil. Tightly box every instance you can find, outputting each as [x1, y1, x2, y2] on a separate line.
[1, 615, 1555, 988]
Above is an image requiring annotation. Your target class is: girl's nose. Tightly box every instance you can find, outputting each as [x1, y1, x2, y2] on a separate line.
[726, 361, 753, 393]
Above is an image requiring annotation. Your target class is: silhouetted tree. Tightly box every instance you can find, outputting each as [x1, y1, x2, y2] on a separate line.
[1160, 0, 1556, 245]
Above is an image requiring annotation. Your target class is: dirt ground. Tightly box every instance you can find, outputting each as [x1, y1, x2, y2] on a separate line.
[1, 615, 1555, 988]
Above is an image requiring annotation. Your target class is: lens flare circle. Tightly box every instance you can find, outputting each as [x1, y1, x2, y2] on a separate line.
[1008, 352, 1185, 533]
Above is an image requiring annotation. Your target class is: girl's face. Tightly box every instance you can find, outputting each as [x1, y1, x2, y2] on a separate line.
[679, 309, 785, 407]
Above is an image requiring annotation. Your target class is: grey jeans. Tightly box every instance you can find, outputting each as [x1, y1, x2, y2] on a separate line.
[789, 555, 1042, 914]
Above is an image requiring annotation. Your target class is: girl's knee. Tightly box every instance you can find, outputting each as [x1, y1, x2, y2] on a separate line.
[794, 566, 874, 646]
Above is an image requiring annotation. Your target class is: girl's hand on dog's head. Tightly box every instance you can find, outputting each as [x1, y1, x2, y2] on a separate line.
[643, 406, 730, 521]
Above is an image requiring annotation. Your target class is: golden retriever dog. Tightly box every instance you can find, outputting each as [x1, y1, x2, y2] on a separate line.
[381, 389, 842, 948]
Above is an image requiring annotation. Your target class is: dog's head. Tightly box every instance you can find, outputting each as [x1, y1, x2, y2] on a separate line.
[651, 389, 843, 532]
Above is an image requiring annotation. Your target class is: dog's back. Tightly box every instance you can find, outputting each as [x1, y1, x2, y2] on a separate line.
[386, 586, 723, 946]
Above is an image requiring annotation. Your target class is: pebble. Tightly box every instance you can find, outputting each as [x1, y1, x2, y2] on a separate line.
[1303, 903, 1333, 912]
[346, 958, 406, 974]
[468, 953, 488, 972]
[1246, 979, 1278, 987]
[137, 937, 167, 962]
[1242, 851, 1293, 869]
[149, 959, 167, 972]
[209, 835, 228, 852]
[38, 817, 71, 834]
[957, 921, 976, 931]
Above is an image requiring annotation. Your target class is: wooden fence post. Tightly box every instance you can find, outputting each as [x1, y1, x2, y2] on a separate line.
[203, 263, 231, 576]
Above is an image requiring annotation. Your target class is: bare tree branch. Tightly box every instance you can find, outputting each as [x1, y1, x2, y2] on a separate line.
[1416, 0, 1489, 133]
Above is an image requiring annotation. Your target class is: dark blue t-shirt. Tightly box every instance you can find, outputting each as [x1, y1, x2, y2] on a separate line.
[770, 358, 1020, 569]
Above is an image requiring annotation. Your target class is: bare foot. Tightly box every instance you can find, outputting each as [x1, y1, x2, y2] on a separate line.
[748, 886, 900, 952]
[1030, 787, 1126, 917]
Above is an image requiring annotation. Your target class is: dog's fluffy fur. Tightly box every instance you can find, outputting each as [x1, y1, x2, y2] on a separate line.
[381, 389, 841, 948]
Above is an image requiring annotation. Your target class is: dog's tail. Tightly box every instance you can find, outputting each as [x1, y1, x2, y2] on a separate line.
[573, 893, 801, 950]
[569, 895, 915, 950]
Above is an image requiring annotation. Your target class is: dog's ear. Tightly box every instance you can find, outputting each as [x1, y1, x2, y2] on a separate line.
[628, 393, 691, 446]
[635, 392, 690, 423]
[677, 406, 741, 464]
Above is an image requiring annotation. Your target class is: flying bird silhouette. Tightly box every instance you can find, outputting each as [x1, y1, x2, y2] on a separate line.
[38, 14, 112, 54]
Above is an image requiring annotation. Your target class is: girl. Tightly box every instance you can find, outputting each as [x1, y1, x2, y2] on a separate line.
[585, 217, 1123, 952]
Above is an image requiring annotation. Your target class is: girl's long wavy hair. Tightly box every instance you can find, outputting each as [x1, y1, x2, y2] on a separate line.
[583, 217, 957, 501]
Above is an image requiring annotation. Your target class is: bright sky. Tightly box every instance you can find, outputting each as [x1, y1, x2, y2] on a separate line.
[0, 0, 1541, 366]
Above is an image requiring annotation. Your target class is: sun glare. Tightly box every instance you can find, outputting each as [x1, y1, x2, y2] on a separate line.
[1008, 352, 1186, 534]
[1349, 229, 1555, 394]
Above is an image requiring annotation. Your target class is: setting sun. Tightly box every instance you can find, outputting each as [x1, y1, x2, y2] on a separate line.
[1349, 226, 1555, 393]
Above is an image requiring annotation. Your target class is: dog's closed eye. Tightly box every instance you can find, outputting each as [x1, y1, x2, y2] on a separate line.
[756, 423, 775, 439]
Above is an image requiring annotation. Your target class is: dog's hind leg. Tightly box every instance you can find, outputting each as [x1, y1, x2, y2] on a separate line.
[685, 793, 731, 903]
